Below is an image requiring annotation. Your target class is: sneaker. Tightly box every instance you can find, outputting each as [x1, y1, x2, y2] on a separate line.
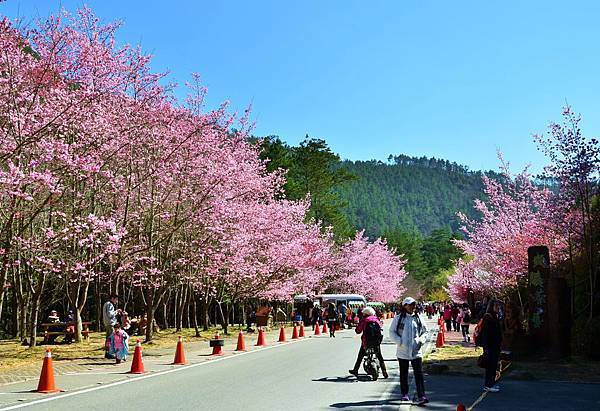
[417, 396, 429, 405]
[400, 395, 410, 402]
[484, 386, 500, 393]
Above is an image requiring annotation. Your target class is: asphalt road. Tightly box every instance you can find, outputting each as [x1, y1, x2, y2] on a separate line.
[0, 320, 438, 411]
[2, 317, 598, 411]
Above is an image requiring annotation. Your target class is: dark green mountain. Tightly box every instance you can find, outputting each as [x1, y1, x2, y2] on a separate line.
[336, 155, 499, 238]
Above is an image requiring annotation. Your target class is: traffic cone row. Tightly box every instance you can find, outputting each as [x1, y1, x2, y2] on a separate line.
[235, 331, 246, 351]
[278, 326, 287, 343]
[35, 323, 324, 394]
[172, 335, 187, 365]
[256, 327, 267, 346]
[36, 350, 61, 393]
[436, 329, 445, 348]
[211, 332, 224, 356]
[130, 340, 145, 374]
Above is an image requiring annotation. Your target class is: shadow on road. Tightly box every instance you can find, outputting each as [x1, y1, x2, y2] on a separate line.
[312, 375, 372, 383]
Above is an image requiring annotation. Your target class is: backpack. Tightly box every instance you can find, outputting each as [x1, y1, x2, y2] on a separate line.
[364, 321, 383, 348]
[473, 319, 484, 347]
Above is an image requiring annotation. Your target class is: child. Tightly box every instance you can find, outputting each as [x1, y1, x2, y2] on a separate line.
[109, 323, 129, 364]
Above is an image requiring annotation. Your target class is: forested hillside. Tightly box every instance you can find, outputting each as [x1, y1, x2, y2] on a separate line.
[337, 155, 500, 237]
[256, 137, 496, 298]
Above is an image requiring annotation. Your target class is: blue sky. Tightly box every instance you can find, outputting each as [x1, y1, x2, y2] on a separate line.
[3, 1, 600, 173]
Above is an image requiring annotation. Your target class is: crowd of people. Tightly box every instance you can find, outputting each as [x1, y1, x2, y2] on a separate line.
[345, 296, 505, 404]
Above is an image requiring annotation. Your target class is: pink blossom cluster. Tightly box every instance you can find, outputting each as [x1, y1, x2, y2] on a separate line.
[0, 7, 409, 322]
[448, 157, 572, 301]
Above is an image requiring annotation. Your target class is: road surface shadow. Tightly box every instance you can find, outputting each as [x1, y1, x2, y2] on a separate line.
[313, 375, 372, 383]
[330, 396, 418, 409]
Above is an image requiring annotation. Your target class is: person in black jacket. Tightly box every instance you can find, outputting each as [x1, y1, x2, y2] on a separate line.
[480, 300, 502, 392]
[326, 302, 338, 337]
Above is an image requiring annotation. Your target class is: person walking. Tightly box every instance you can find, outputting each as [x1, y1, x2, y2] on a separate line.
[348, 307, 388, 378]
[443, 304, 452, 332]
[389, 297, 429, 405]
[102, 294, 119, 359]
[326, 302, 338, 338]
[479, 300, 502, 392]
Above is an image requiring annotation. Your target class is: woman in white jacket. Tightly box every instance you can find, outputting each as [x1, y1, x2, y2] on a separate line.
[389, 297, 428, 404]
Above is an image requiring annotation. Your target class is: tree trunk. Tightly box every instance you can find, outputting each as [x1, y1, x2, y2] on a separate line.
[28, 273, 46, 347]
[202, 301, 209, 331]
[173, 288, 180, 332]
[192, 294, 200, 337]
[217, 302, 229, 335]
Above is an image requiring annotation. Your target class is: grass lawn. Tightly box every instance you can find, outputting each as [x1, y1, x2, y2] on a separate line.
[0, 325, 250, 372]
[423, 343, 600, 383]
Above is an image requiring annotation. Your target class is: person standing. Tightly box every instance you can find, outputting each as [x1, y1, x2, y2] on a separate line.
[443, 304, 452, 332]
[108, 323, 129, 364]
[349, 307, 388, 378]
[339, 303, 347, 330]
[460, 305, 472, 343]
[451, 304, 460, 332]
[326, 302, 338, 338]
[311, 304, 321, 330]
[479, 300, 502, 392]
[102, 294, 119, 359]
[389, 297, 429, 405]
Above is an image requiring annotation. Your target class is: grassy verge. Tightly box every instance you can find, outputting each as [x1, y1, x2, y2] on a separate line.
[0, 325, 250, 372]
[424, 344, 482, 377]
[423, 343, 600, 383]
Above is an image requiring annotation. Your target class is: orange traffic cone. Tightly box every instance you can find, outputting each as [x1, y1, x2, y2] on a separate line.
[235, 331, 246, 351]
[36, 349, 61, 393]
[436, 331, 444, 348]
[172, 335, 187, 365]
[211, 333, 224, 356]
[336, 323, 341, 331]
[457, 404, 466, 411]
[322, 322, 328, 334]
[291, 325, 299, 339]
[299, 322, 305, 338]
[314, 323, 321, 335]
[256, 328, 267, 346]
[129, 340, 145, 374]
[278, 326, 287, 342]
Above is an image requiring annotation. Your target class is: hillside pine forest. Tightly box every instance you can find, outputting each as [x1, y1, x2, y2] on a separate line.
[256, 136, 499, 298]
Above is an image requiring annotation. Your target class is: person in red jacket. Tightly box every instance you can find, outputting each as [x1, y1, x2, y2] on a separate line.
[348, 307, 388, 378]
[443, 304, 453, 332]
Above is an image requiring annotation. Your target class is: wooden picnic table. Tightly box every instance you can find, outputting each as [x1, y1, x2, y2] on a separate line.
[41, 321, 92, 343]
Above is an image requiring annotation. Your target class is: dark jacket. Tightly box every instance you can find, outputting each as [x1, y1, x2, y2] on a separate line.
[480, 312, 502, 351]
[326, 308, 338, 322]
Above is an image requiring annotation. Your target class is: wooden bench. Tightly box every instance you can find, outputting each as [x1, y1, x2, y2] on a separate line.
[41, 321, 92, 343]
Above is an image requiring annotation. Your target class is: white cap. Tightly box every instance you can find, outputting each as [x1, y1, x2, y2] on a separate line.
[402, 297, 416, 306]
